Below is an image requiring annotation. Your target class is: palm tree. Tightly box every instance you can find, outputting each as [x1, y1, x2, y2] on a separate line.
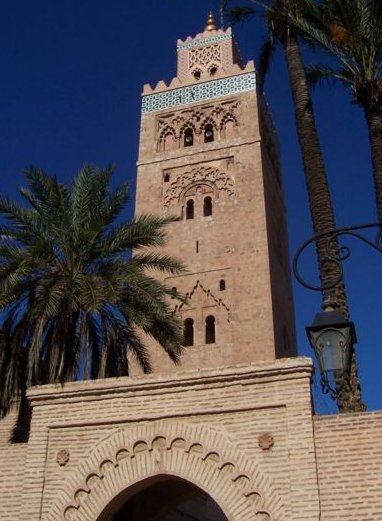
[0, 165, 184, 419]
[227, 0, 364, 411]
[285, 0, 382, 222]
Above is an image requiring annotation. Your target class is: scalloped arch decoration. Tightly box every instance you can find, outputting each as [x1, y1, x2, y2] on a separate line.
[47, 421, 282, 521]
[163, 166, 235, 208]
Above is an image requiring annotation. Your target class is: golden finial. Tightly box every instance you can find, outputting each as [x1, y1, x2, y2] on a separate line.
[204, 11, 217, 32]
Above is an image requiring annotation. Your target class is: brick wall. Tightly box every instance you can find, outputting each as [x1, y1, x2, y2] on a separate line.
[314, 411, 382, 521]
[0, 407, 28, 520]
[2, 361, 382, 520]
[19, 357, 319, 521]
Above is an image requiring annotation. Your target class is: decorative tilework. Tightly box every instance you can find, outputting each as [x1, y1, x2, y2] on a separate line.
[142, 73, 256, 114]
[177, 33, 232, 51]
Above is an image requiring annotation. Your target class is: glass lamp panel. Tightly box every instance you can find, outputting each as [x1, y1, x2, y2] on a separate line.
[316, 329, 347, 372]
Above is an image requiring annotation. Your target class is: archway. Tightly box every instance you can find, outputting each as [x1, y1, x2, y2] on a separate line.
[98, 475, 228, 521]
[49, 421, 279, 521]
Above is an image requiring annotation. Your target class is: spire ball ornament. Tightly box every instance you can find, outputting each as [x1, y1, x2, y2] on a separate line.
[205, 11, 217, 31]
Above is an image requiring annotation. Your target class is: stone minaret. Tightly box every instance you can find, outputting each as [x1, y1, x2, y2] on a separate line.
[135, 13, 296, 373]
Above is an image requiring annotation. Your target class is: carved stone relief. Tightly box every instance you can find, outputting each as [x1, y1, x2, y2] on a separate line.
[163, 166, 235, 208]
[157, 100, 239, 150]
[175, 279, 230, 314]
[48, 421, 280, 521]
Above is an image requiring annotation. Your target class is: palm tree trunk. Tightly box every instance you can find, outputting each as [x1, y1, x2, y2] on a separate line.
[283, 34, 365, 412]
[364, 105, 382, 223]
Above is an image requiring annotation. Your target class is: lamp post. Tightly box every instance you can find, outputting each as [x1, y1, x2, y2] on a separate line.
[293, 222, 381, 401]
[306, 298, 356, 398]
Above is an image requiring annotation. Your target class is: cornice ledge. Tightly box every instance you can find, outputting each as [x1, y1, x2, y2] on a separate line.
[136, 138, 260, 166]
[28, 357, 313, 405]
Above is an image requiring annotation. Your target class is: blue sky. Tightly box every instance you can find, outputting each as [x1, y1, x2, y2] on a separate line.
[1, 0, 381, 412]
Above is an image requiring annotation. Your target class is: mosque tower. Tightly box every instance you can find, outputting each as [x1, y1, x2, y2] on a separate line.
[135, 12, 296, 372]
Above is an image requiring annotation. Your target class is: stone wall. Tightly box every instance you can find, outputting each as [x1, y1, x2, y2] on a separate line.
[314, 411, 382, 520]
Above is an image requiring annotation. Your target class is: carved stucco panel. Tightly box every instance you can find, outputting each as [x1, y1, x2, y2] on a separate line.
[163, 166, 235, 208]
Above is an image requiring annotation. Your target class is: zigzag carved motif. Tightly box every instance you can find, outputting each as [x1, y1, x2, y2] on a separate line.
[175, 279, 230, 314]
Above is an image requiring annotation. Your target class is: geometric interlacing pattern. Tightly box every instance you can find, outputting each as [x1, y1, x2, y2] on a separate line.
[142, 73, 256, 113]
[177, 33, 232, 51]
[189, 45, 221, 68]
[47, 421, 281, 521]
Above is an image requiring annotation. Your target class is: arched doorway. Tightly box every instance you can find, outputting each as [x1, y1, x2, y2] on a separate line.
[50, 422, 278, 521]
[99, 476, 228, 521]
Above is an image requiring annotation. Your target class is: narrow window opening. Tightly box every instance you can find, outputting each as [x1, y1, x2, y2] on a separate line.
[205, 315, 216, 344]
[171, 286, 177, 299]
[193, 70, 201, 80]
[204, 124, 214, 143]
[209, 65, 218, 76]
[219, 279, 226, 291]
[184, 128, 194, 147]
[186, 199, 194, 220]
[164, 173, 170, 183]
[203, 196, 213, 217]
[183, 318, 194, 346]
[196, 240, 199, 253]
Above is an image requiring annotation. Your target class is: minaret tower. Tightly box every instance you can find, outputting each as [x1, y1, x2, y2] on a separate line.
[136, 13, 296, 373]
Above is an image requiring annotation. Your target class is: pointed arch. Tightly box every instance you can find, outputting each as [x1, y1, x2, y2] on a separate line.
[220, 114, 238, 139]
[179, 122, 198, 147]
[220, 112, 239, 130]
[200, 117, 219, 134]
[158, 126, 177, 152]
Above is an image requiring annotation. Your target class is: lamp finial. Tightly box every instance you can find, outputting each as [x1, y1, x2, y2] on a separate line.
[204, 11, 217, 31]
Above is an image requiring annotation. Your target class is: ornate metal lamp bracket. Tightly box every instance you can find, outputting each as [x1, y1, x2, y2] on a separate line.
[293, 222, 382, 292]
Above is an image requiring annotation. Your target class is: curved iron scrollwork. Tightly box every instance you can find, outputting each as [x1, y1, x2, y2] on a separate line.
[293, 222, 382, 291]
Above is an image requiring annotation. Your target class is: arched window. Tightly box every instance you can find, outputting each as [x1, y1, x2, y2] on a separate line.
[204, 123, 214, 143]
[219, 279, 226, 291]
[184, 128, 194, 147]
[171, 286, 177, 299]
[224, 120, 235, 139]
[205, 315, 215, 344]
[183, 318, 194, 346]
[203, 196, 212, 217]
[163, 132, 176, 151]
[186, 199, 194, 220]
[163, 173, 170, 183]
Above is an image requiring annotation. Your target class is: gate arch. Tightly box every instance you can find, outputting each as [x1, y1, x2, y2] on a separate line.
[97, 474, 229, 521]
[47, 421, 283, 521]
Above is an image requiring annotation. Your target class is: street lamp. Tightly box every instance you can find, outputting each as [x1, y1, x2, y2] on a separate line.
[293, 221, 381, 401]
[306, 299, 357, 397]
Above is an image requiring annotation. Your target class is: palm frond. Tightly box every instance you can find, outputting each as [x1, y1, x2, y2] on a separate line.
[0, 165, 185, 418]
[305, 64, 351, 88]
